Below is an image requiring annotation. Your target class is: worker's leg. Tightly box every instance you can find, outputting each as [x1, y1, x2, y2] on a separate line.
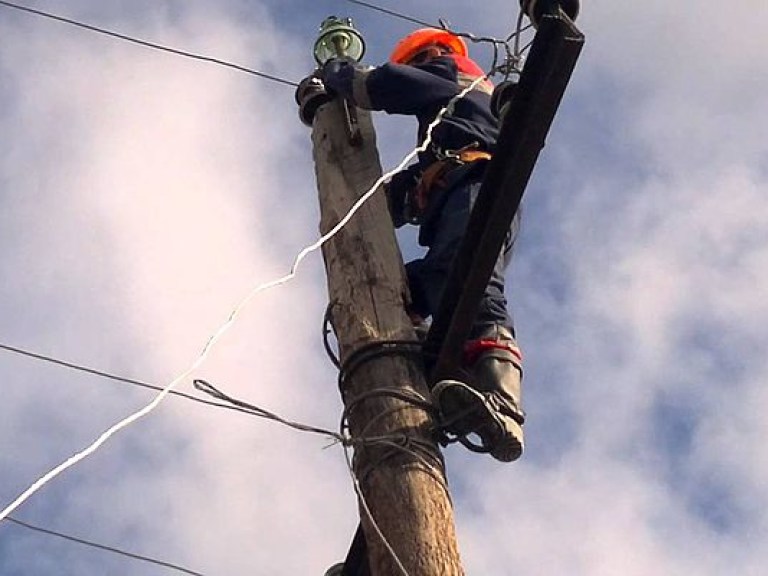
[412, 181, 525, 461]
[466, 324, 525, 461]
[406, 180, 516, 327]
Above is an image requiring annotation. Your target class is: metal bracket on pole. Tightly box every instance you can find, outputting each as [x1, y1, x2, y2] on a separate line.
[343, 98, 363, 146]
[425, 8, 584, 382]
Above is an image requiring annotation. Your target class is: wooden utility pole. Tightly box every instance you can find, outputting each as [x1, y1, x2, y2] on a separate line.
[312, 98, 463, 575]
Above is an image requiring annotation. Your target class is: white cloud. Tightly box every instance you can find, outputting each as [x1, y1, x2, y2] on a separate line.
[451, 2, 768, 574]
[3, 1, 768, 575]
[0, 4, 355, 574]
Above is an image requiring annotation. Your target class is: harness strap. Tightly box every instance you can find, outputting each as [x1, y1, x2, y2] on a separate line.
[413, 150, 493, 212]
[454, 150, 493, 163]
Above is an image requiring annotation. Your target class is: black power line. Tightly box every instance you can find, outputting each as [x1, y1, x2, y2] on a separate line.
[0, 0, 298, 87]
[4, 516, 206, 576]
[0, 342, 278, 420]
[340, 0, 434, 27]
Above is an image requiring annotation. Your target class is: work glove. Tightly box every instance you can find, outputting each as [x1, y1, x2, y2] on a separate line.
[384, 166, 422, 228]
[319, 57, 358, 99]
[294, 71, 334, 126]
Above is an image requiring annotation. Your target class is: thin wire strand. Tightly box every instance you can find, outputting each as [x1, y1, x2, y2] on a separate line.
[4, 516, 206, 576]
[342, 444, 410, 576]
[193, 379, 344, 443]
[323, 303, 342, 370]
[0, 0, 297, 87]
[0, 342, 295, 420]
[340, 0, 434, 27]
[338, 0, 532, 79]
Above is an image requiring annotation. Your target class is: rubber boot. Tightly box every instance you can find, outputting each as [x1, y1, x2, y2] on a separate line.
[472, 344, 525, 462]
[433, 325, 525, 462]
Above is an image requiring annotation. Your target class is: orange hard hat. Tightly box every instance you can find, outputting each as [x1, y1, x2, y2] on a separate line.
[389, 28, 468, 64]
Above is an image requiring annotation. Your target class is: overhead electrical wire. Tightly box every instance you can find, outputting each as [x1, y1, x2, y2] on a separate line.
[0, 342, 292, 420]
[335, 0, 532, 81]
[0, 342, 174, 394]
[337, 0, 534, 60]
[340, 0, 434, 28]
[4, 516, 206, 576]
[0, 0, 298, 87]
[0, 0, 528, 90]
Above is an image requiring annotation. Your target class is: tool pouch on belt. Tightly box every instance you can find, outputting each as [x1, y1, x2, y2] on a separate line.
[413, 160, 454, 214]
[413, 150, 493, 216]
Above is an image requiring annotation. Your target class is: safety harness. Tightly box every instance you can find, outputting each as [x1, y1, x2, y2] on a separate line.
[413, 146, 492, 212]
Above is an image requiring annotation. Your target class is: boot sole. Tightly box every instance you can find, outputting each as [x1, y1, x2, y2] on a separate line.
[432, 380, 487, 437]
[433, 380, 524, 462]
[485, 419, 523, 463]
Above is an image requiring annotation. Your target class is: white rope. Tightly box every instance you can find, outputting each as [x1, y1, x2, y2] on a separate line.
[0, 75, 489, 530]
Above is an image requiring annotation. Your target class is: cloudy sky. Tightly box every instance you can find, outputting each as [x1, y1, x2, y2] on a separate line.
[1, 0, 767, 574]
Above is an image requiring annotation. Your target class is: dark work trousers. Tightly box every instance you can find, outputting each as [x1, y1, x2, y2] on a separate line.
[405, 176, 519, 339]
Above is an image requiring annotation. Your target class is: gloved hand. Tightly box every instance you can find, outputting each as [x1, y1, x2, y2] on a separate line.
[294, 72, 333, 126]
[385, 166, 422, 227]
[319, 57, 358, 98]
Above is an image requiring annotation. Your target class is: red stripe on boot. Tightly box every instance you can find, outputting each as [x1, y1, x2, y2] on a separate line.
[463, 339, 523, 367]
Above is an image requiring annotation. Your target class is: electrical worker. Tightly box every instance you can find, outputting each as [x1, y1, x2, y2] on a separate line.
[320, 28, 525, 463]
